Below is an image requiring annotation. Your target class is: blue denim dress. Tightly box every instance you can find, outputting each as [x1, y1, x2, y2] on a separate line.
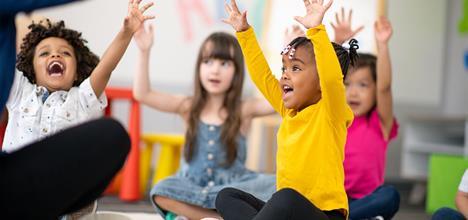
[150, 122, 276, 216]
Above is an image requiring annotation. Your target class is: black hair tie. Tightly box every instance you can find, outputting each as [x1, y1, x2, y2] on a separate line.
[349, 39, 359, 51]
[348, 38, 359, 66]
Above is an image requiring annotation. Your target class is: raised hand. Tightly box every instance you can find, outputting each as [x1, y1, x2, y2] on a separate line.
[374, 16, 393, 45]
[284, 25, 305, 46]
[294, 0, 333, 29]
[124, 0, 155, 34]
[134, 23, 154, 51]
[331, 7, 364, 45]
[222, 0, 249, 32]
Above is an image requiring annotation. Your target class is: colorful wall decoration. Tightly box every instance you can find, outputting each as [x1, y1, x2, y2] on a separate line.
[176, 0, 270, 42]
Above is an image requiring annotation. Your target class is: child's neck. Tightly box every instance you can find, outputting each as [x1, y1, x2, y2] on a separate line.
[200, 94, 227, 125]
[205, 93, 225, 112]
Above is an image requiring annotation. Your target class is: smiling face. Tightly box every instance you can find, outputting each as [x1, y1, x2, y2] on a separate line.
[279, 45, 321, 111]
[33, 37, 77, 92]
[344, 66, 376, 116]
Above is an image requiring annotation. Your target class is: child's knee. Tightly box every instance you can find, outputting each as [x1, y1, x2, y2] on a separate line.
[273, 188, 303, 203]
[96, 118, 130, 156]
[215, 187, 240, 207]
[380, 185, 400, 210]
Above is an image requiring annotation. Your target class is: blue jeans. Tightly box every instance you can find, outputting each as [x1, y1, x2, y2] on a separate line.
[432, 207, 465, 220]
[348, 185, 400, 220]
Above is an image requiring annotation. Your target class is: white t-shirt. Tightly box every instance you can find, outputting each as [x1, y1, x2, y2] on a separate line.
[459, 169, 468, 193]
[2, 72, 107, 152]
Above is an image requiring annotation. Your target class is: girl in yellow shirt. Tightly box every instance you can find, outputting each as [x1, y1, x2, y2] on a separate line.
[216, 0, 358, 219]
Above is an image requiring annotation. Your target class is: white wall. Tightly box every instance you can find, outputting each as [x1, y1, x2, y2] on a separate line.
[442, 0, 468, 115]
[388, 0, 447, 106]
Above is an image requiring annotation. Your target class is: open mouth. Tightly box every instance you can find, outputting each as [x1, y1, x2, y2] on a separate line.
[348, 100, 360, 108]
[282, 85, 294, 94]
[282, 84, 294, 100]
[47, 61, 65, 77]
[208, 79, 221, 84]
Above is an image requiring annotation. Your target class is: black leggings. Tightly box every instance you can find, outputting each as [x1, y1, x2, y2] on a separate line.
[216, 187, 345, 220]
[0, 118, 130, 219]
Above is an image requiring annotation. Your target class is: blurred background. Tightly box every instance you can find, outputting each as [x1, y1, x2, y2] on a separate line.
[7, 0, 468, 219]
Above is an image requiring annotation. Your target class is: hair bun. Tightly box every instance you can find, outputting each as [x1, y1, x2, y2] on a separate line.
[348, 38, 359, 66]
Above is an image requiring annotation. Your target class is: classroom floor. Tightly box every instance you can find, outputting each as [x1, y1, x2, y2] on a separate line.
[97, 181, 433, 220]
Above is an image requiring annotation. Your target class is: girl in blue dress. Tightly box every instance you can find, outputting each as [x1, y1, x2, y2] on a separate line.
[133, 23, 276, 220]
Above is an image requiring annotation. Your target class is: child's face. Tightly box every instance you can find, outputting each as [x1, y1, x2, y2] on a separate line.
[199, 58, 236, 96]
[33, 37, 77, 92]
[345, 67, 376, 116]
[279, 46, 321, 111]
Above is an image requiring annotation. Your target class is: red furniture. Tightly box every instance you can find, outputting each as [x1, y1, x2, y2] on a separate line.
[104, 87, 140, 201]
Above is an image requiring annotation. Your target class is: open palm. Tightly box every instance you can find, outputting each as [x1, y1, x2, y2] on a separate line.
[375, 17, 393, 44]
[124, 0, 155, 34]
[295, 0, 333, 29]
[222, 0, 249, 32]
[134, 24, 154, 51]
[331, 8, 364, 45]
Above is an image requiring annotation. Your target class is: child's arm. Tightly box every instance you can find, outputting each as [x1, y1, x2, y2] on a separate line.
[456, 191, 468, 218]
[295, 0, 352, 123]
[223, 0, 284, 115]
[242, 98, 275, 118]
[374, 17, 394, 140]
[133, 24, 189, 114]
[89, 0, 155, 98]
[456, 171, 468, 218]
[331, 7, 364, 45]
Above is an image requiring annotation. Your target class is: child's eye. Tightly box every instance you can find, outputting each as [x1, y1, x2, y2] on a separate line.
[221, 60, 232, 67]
[202, 59, 212, 64]
[62, 51, 72, 56]
[281, 67, 286, 73]
[292, 66, 301, 72]
[39, 51, 49, 57]
[359, 83, 368, 88]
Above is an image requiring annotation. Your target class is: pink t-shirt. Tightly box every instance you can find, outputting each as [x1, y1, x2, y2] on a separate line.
[344, 109, 399, 199]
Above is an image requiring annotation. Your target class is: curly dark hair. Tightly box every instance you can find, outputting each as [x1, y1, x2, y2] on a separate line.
[16, 19, 99, 86]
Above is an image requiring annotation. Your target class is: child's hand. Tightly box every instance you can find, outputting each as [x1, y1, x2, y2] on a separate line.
[331, 8, 364, 45]
[134, 23, 154, 51]
[284, 25, 305, 46]
[222, 0, 249, 32]
[294, 0, 333, 29]
[375, 16, 393, 45]
[123, 0, 155, 35]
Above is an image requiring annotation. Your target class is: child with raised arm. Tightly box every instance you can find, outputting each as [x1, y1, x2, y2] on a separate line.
[133, 22, 276, 220]
[3, 0, 154, 153]
[333, 11, 400, 219]
[216, 0, 358, 219]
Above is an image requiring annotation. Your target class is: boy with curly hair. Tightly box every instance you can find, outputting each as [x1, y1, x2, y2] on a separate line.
[3, 1, 154, 152]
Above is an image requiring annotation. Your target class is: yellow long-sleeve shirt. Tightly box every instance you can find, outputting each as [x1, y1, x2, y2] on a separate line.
[236, 25, 353, 215]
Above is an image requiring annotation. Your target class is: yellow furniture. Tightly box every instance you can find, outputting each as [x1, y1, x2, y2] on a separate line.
[140, 134, 184, 195]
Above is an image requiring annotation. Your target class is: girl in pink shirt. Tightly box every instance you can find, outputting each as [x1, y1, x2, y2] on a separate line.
[333, 9, 400, 220]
